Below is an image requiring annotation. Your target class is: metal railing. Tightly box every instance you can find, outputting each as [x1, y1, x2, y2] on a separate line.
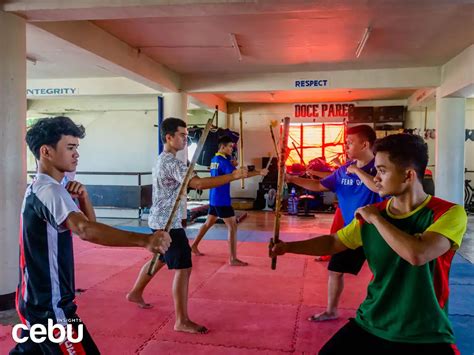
[28, 170, 152, 184]
[28, 171, 152, 218]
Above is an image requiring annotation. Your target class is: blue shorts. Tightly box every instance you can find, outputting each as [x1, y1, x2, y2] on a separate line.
[152, 228, 192, 270]
[208, 205, 235, 218]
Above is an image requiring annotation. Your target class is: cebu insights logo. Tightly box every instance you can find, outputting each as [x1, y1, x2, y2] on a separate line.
[12, 319, 83, 344]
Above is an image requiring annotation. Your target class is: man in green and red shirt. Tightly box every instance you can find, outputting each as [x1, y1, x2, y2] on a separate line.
[271, 134, 466, 354]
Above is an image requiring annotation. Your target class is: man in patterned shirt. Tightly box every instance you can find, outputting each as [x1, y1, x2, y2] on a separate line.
[271, 134, 466, 354]
[11, 116, 171, 354]
[127, 117, 249, 334]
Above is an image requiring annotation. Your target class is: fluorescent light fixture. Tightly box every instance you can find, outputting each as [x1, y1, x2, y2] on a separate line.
[355, 27, 371, 58]
[229, 33, 242, 62]
[26, 56, 37, 65]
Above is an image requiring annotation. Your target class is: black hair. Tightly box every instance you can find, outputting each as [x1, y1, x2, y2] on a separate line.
[374, 133, 428, 183]
[26, 116, 85, 159]
[218, 135, 234, 147]
[160, 117, 187, 143]
[347, 124, 376, 147]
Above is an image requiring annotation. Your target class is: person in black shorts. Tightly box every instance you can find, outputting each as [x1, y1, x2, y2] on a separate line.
[191, 136, 268, 265]
[11, 116, 171, 354]
[287, 125, 382, 322]
[127, 118, 253, 334]
[272, 134, 465, 354]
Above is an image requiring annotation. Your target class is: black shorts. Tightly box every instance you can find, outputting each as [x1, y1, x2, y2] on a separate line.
[208, 205, 235, 218]
[328, 246, 366, 275]
[319, 319, 459, 355]
[10, 314, 100, 355]
[153, 228, 192, 270]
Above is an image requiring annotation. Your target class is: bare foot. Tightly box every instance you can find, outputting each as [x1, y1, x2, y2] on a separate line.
[229, 259, 248, 266]
[191, 246, 205, 256]
[126, 292, 153, 309]
[174, 320, 208, 334]
[308, 311, 338, 322]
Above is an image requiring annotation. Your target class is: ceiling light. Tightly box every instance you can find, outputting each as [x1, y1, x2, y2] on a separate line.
[229, 33, 242, 62]
[355, 27, 371, 58]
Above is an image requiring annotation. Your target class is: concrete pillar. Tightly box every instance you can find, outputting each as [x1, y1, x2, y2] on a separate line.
[0, 12, 27, 310]
[435, 89, 465, 205]
[163, 92, 188, 163]
[163, 93, 188, 223]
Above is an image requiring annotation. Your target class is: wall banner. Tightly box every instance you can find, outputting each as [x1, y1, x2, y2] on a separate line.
[27, 88, 79, 96]
[294, 103, 355, 122]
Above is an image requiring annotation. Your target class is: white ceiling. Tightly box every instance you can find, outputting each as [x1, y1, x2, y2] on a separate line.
[8, 0, 474, 103]
[26, 24, 120, 79]
[93, 3, 474, 74]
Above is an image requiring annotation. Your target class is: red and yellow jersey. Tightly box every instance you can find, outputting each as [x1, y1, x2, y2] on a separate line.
[337, 195, 467, 344]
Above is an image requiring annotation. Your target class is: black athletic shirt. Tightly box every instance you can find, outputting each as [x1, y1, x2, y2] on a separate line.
[16, 173, 80, 326]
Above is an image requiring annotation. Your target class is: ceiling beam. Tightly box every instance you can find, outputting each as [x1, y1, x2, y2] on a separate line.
[189, 93, 227, 113]
[183, 67, 441, 93]
[407, 88, 436, 110]
[5, 0, 472, 21]
[439, 44, 474, 98]
[33, 21, 181, 92]
[26, 77, 160, 97]
[2, 0, 343, 21]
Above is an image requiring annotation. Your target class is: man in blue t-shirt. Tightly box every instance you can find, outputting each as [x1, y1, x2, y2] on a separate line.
[191, 136, 268, 265]
[287, 125, 382, 322]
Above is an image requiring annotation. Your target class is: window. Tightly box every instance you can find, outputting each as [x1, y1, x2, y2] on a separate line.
[286, 123, 345, 168]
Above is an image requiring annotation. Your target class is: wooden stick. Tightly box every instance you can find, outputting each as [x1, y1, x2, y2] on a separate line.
[147, 118, 214, 275]
[269, 125, 279, 158]
[260, 153, 275, 183]
[291, 141, 306, 166]
[264, 153, 275, 171]
[260, 125, 278, 183]
[270, 117, 291, 270]
[239, 107, 245, 189]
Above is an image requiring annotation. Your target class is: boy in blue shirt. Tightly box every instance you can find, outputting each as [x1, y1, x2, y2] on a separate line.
[191, 136, 268, 265]
[287, 125, 382, 322]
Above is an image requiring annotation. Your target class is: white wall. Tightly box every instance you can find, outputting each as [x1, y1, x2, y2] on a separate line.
[464, 99, 474, 181]
[227, 103, 288, 199]
[405, 98, 474, 182]
[405, 104, 437, 171]
[27, 95, 160, 185]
